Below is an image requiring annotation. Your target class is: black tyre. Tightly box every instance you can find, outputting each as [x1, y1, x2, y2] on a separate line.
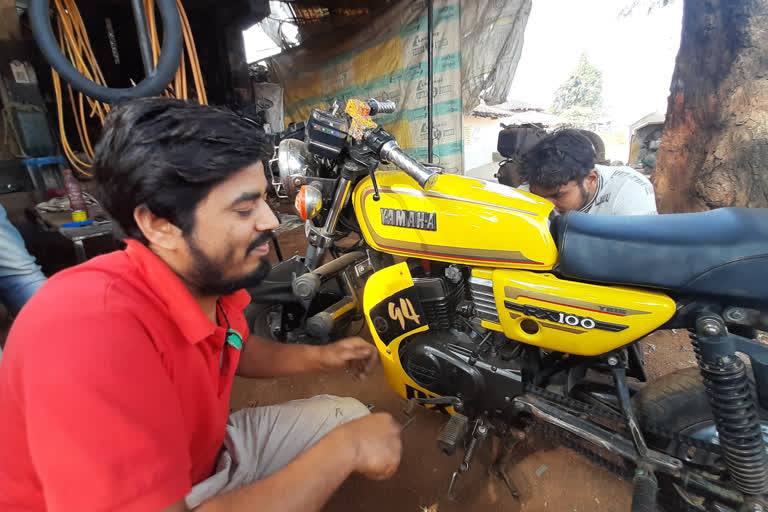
[29, 0, 182, 102]
[244, 302, 284, 342]
[633, 367, 768, 511]
[244, 300, 358, 344]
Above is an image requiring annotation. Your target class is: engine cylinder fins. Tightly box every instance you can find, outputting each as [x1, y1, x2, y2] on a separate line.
[699, 354, 768, 495]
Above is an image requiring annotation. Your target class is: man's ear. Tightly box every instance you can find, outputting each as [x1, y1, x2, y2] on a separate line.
[133, 205, 183, 250]
[585, 169, 599, 186]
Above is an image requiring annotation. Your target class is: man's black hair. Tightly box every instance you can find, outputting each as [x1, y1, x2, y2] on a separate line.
[92, 97, 270, 244]
[520, 129, 597, 189]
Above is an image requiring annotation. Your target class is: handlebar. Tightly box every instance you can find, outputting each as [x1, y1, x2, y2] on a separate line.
[362, 127, 439, 191]
[379, 140, 439, 190]
[366, 99, 396, 116]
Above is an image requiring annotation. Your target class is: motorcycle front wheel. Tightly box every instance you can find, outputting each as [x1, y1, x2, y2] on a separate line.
[244, 302, 286, 342]
[244, 300, 359, 344]
[633, 366, 768, 511]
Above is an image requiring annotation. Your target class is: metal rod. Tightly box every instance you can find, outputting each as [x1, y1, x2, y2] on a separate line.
[514, 394, 683, 476]
[427, 0, 434, 163]
[131, 0, 155, 77]
[323, 177, 352, 236]
[304, 177, 353, 270]
[269, 232, 283, 262]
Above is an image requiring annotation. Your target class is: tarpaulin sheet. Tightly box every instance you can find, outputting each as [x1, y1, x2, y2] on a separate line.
[266, 0, 530, 174]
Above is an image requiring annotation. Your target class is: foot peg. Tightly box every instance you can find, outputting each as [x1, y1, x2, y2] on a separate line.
[631, 468, 658, 512]
[438, 413, 469, 455]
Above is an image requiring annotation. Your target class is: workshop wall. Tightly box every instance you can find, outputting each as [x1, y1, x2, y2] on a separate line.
[267, 0, 530, 175]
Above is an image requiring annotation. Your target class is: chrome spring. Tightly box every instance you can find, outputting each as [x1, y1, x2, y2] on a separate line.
[694, 332, 768, 495]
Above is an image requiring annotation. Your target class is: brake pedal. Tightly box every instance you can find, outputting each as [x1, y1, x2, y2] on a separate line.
[438, 413, 469, 455]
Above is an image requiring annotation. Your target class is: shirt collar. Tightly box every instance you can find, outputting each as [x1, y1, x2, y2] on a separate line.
[579, 170, 604, 213]
[123, 240, 251, 344]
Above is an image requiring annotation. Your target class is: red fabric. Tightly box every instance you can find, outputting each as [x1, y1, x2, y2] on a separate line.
[0, 240, 251, 511]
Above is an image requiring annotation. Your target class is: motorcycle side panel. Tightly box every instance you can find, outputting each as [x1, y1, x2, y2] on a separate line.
[474, 268, 676, 356]
[362, 261, 442, 403]
[353, 171, 558, 269]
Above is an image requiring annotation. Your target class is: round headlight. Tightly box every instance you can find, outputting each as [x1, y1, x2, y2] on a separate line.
[277, 138, 311, 197]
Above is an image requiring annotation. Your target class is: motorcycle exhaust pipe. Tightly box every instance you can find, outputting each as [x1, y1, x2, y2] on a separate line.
[306, 296, 358, 338]
[292, 251, 367, 301]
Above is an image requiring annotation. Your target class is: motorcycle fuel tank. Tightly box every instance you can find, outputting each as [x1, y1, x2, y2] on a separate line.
[470, 268, 676, 356]
[353, 171, 558, 269]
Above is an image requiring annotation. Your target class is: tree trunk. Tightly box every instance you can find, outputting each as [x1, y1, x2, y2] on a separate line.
[653, 0, 768, 213]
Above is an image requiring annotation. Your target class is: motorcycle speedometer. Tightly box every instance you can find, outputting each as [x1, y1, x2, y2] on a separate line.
[306, 109, 349, 159]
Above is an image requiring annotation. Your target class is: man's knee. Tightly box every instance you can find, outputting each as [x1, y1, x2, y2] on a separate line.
[332, 396, 370, 424]
[305, 394, 370, 426]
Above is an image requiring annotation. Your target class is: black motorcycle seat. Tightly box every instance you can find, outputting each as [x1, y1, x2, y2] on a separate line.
[553, 208, 768, 306]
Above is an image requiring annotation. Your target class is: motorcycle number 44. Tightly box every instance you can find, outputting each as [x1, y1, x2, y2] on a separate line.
[389, 298, 421, 330]
[369, 287, 427, 345]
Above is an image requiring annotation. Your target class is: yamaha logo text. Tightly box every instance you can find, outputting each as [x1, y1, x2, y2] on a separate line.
[381, 208, 437, 231]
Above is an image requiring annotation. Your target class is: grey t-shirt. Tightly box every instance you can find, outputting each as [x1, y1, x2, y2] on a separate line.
[519, 165, 658, 215]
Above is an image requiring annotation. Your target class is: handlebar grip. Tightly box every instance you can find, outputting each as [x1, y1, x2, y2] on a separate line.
[379, 140, 439, 190]
[367, 99, 396, 115]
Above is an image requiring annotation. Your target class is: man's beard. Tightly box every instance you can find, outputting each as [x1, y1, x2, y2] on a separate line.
[578, 181, 591, 211]
[185, 232, 273, 296]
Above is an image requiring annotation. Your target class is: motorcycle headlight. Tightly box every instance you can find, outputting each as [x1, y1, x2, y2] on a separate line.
[277, 138, 311, 198]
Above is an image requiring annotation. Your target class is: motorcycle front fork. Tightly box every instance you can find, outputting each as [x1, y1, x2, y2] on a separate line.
[693, 312, 768, 509]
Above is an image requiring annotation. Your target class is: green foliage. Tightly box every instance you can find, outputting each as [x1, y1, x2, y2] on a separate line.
[550, 54, 604, 122]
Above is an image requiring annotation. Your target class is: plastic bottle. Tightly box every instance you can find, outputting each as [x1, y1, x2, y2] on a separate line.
[62, 169, 88, 221]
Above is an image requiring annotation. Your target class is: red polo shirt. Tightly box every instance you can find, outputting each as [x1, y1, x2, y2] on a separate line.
[0, 240, 251, 511]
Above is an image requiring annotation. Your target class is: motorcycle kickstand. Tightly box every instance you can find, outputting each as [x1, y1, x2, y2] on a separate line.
[489, 427, 527, 498]
[447, 418, 489, 499]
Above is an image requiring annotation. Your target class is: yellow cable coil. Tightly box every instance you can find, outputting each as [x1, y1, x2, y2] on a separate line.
[53, 0, 207, 176]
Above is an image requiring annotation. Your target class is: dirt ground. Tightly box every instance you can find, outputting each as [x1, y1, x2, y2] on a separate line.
[229, 223, 701, 512]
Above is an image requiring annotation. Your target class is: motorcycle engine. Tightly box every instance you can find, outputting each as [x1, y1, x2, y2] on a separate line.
[398, 267, 525, 415]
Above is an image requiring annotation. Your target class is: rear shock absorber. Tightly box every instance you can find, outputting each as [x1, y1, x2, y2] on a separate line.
[693, 315, 768, 496]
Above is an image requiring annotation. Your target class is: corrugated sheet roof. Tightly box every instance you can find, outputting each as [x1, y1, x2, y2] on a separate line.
[470, 100, 542, 118]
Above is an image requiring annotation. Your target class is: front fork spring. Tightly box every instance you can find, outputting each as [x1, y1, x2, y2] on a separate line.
[692, 333, 768, 495]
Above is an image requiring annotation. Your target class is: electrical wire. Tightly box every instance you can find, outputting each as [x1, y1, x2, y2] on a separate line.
[51, 0, 207, 176]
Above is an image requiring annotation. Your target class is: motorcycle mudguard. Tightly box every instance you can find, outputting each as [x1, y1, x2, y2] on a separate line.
[363, 261, 441, 403]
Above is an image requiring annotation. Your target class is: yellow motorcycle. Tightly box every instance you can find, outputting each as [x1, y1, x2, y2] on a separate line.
[250, 99, 768, 512]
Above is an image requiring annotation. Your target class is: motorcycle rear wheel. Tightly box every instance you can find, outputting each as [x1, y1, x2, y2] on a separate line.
[633, 366, 768, 511]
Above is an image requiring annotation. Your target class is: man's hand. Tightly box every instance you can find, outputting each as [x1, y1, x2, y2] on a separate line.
[333, 413, 403, 480]
[317, 336, 379, 379]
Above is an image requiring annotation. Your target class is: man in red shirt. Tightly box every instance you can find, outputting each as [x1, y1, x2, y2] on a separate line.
[0, 98, 402, 511]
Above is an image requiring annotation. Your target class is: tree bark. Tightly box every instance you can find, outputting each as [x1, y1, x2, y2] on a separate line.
[653, 0, 768, 213]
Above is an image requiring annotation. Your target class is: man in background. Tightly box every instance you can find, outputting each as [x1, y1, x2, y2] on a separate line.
[0, 203, 47, 363]
[519, 129, 657, 215]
